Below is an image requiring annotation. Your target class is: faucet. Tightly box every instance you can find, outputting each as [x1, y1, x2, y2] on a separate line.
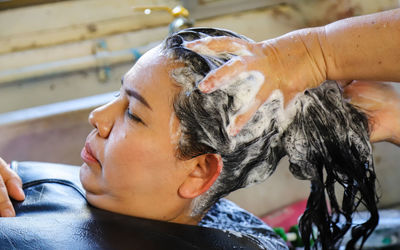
[133, 5, 193, 34]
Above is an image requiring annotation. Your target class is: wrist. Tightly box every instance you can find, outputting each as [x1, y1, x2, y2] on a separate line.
[297, 26, 329, 87]
[262, 27, 327, 93]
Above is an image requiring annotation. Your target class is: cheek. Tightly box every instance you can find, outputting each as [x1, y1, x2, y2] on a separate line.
[102, 126, 179, 192]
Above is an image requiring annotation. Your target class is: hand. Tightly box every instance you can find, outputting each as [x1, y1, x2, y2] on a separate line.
[185, 28, 327, 135]
[0, 158, 25, 217]
[343, 81, 400, 146]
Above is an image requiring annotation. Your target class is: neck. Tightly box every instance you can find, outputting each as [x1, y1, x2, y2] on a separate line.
[169, 211, 203, 225]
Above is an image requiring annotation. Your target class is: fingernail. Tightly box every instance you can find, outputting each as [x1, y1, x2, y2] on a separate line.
[2, 208, 14, 217]
[18, 188, 25, 199]
[198, 83, 210, 93]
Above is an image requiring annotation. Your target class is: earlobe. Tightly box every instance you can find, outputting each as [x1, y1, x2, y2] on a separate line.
[178, 154, 223, 199]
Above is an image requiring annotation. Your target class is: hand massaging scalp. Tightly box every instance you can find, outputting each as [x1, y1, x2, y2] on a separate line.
[165, 28, 378, 249]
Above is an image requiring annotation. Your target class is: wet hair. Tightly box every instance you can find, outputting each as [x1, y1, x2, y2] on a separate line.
[162, 28, 378, 249]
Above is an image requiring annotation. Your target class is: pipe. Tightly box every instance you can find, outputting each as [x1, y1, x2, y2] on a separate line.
[0, 41, 160, 85]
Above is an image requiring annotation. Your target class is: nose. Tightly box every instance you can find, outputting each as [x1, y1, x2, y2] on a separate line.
[89, 98, 122, 138]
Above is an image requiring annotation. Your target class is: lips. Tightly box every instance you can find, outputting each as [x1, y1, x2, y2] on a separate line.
[81, 142, 99, 164]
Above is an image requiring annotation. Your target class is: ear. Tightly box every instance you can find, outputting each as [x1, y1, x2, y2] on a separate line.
[178, 154, 223, 199]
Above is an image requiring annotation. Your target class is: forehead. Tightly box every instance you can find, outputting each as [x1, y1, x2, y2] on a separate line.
[123, 46, 180, 108]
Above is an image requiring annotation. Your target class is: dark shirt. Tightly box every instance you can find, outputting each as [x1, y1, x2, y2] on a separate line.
[200, 199, 288, 249]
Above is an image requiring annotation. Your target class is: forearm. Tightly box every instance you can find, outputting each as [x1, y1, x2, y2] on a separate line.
[319, 8, 400, 82]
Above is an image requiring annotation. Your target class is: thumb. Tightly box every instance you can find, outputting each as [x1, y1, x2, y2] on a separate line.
[227, 100, 261, 136]
[227, 82, 279, 136]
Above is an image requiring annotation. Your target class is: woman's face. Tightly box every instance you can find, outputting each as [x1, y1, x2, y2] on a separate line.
[79, 46, 195, 223]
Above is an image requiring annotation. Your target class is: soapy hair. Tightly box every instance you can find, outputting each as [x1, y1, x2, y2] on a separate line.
[162, 28, 378, 249]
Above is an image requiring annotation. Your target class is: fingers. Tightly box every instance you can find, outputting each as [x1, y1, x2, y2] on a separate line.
[198, 58, 248, 93]
[0, 176, 15, 217]
[6, 177, 25, 201]
[227, 81, 282, 136]
[343, 81, 400, 146]
[228, 99, 263, 136]
[343, 81, 395, 110]
[185, 36, 250, 55]
[185, 37, 254, 93]
[0, 158, 25, 217]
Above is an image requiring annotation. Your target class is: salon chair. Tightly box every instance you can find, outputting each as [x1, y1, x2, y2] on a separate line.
[0, 161, 261, 249]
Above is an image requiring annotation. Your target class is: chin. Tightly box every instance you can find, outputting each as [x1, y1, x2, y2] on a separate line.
[79, 163, 102, 195]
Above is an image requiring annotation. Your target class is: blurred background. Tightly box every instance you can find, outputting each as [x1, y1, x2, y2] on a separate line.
[0, 0, 399, 217]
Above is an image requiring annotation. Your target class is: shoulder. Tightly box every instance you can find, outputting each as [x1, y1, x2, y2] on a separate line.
[199, 199, 288, 250]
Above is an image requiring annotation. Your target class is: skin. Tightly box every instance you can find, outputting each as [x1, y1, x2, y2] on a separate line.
[0, 46, 223, 222]
[344, 81, 400, 145]
[186, 9, 400, 137]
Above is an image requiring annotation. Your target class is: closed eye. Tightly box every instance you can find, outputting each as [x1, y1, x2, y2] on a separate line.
[126, 108, 145, 125]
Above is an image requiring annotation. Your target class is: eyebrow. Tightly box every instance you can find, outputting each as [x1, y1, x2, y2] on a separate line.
[121, 77, 152, 110]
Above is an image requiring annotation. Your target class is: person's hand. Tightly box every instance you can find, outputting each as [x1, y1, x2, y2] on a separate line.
[185, 28, 327, 135]
[343, 81, 400, 146]
[0, 158, 25, 217]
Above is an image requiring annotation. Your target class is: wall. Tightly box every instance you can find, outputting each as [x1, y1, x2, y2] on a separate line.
[2, 0, 398, 113]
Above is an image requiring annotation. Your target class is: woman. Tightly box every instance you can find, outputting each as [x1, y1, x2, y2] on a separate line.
[1, 28, 293, 250]
[0, 24, 399, 249]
